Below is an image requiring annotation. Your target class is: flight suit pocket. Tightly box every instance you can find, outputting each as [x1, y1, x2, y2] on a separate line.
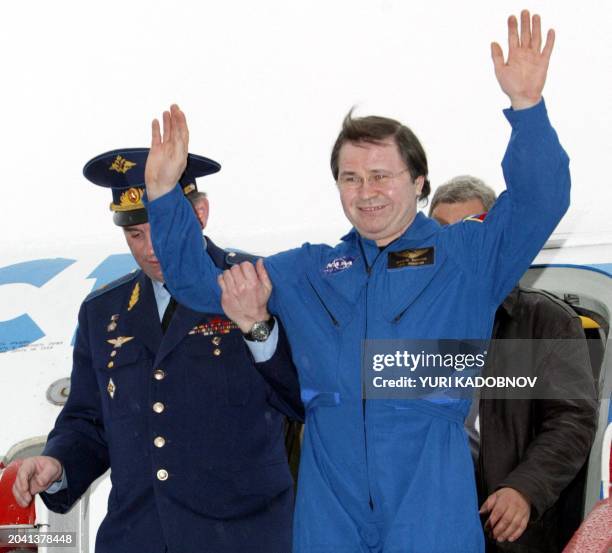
[384, 247, 459, 324]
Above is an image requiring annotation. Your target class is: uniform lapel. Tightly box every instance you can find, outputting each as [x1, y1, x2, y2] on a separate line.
[121, 272, 163, 355]
[154, 302, 203, 366]
[153, 237, 234, 364]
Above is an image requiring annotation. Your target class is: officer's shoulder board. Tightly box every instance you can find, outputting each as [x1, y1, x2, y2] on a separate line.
[85, 270, 139, 303]
[224, 249, 260, 267]
[463, 212, 488, 223]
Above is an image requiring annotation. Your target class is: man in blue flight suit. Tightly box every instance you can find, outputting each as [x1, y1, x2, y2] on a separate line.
[143, 11, 568, 553]
[11, 148, 302, 553]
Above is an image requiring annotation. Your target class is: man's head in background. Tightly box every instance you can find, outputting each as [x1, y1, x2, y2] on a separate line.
[429, 175, 497, 225]
[186, 190, 209, 229]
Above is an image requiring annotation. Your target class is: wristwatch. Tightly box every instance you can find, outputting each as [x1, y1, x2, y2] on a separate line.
[243, 316, 275, 342]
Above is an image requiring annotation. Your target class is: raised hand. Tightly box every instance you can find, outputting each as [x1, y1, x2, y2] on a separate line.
[218, 259, 272, 333]
[12, 456, 63, 507]
[145, 104, 189, 200]
[491, 10, 555, 110]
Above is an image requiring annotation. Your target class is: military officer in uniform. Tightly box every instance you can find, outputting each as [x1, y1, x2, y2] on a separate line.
[11, 148, 302, 553]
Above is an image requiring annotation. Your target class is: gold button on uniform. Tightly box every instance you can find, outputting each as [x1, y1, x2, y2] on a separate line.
[156, 469, 168, 481]
[153, 369, 166, 381]
[212, 336, 221, 346]
[153, 402, 165, 413]
[154, 436, 166, 448]
[107, 361, 114, 369]
[213, 348, 222, 356]
[110, 350, 117, 358]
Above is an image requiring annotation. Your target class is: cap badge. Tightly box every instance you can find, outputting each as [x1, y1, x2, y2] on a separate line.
[119, 188, 144, 208]
[109, 155, 137, 174]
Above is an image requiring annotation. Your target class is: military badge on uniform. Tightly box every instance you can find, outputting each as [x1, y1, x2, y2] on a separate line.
[109, 155, 137, 174]
[107, 336, 135, 348]
[322, 256, 355, 275]
[84, 148, 221, 227]
[107, 378, 116, 399]
[107, 314, 120, 333]
[388, 247, 434, 269]
[128, 282, 140, 311]
[117, 187, 144, 209]
[105, 336, 133, 370]
[188, 316, 238, 336]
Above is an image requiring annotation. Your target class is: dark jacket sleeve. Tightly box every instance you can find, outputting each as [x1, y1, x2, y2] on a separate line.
[499, 315, 598, 519]
[254, 318, 304, 422]
[40, 302, 110, 513]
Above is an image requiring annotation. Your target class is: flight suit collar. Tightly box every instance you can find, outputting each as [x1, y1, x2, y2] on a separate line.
[341, 212, 439, 268]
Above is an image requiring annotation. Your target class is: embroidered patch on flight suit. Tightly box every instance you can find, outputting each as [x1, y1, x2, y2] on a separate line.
[322, 256, 356, 275]
[463, 212, 487, 223]
[388, 247, 434, 269]
[188, 316, 239, 336]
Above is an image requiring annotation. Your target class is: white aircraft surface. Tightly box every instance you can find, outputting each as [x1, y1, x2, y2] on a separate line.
[1, 1, 611, 550]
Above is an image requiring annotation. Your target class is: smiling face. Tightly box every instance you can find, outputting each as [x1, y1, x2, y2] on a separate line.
[123, 223, 164, 282]
[337, 139, 424, 246]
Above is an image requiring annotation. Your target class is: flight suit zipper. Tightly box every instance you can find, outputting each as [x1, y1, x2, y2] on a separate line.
[359, 239, 384, 512]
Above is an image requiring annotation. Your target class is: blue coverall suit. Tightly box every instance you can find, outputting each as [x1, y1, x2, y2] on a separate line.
[41, 239, 301, 553]
[148, 100, 570, 553]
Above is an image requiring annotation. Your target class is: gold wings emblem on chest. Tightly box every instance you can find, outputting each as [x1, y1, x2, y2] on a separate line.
[396, 248, 430, 260]
[106, 336, 135, 348]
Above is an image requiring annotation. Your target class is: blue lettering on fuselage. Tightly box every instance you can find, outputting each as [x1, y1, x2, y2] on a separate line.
[0, 255, 137, 351]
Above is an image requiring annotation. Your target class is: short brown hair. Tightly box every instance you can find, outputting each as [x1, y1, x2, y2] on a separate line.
[330, 109, 430, 201]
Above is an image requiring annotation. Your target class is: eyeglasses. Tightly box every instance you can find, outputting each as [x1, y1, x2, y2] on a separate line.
[337, 168, 411, 189]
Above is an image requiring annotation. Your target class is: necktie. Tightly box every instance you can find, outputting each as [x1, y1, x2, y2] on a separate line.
[161, 291, 177, 334]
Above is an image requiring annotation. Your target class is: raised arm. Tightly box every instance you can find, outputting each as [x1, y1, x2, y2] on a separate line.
[447, 11, 569, 306]
[491, 10, 555, 110]
[145, 104, 189, 200]
[145, 105, 223, 312]
[219, 259, 304, 420]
